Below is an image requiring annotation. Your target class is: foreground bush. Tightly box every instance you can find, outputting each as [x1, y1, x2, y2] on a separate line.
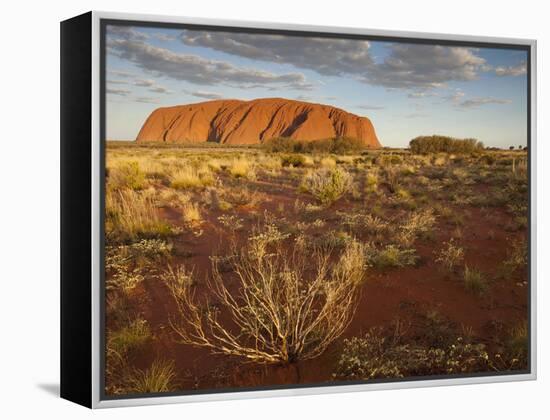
[164, 238, 366, 364]
[263, 136, 366, 154]
[409, 135, 484, 154]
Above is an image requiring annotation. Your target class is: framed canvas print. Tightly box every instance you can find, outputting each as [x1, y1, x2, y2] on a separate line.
[60, 11, 537, 408]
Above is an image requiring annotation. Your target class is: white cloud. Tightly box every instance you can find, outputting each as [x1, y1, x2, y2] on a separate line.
[106, 38, 314, 91]
[135, 97, 160, 104]
[107, 70, 135, 78]
[149, 86, 173, 94]
[494, 61, 527, 77]
[357, 104, 385, 110]
[134, 78, 156, 87]
[107, 25, 149, 40]
[181, 30, 373, 76]
[443, 89, 466, 104]
[153, 33, 177, 42]
[106, 88, 131, 96]
[184, 90, 224, 100]
[180, 30, 491, 93]
[404, 112, 428, 119]
[408, 91, 438, 99]
[458, 97, 512, 108]
[362, 45, 487, 91]
[132, 79, 172, 94]
[107, 79, 129, 85]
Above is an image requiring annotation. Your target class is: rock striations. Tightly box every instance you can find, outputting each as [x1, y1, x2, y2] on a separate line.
[136, 98, 381, 147]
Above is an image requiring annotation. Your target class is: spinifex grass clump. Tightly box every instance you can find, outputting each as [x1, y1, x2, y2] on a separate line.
[364, 243, 418, 269]
[463, 266, 488, 296]
[301, 167, 353, 205]
[108, 161, 147, 190]
[170, 165, 214, 189]
[106, 189, 172, 242]
[125, 360, 176, 394]
[107, 318, 151, 362]
[228, 157, 255, 179]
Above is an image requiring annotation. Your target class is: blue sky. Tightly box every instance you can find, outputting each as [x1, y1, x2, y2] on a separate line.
[106, 25, 528, 148]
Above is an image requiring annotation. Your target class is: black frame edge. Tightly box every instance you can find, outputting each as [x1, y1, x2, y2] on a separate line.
[60, 11, 93, 408]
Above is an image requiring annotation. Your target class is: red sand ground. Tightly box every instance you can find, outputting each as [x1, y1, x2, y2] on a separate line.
[106, 165, 528, 392]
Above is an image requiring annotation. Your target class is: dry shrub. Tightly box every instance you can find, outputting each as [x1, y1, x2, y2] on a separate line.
[435, 239, 464, 272]
[398, 209, 437, 246]
[163, 240, 366, 364]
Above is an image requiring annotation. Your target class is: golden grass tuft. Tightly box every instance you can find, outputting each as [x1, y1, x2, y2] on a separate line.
[228, 157, 255, 179]
[463, 266, 488, 296]
[170, 166, 214, 189]
[320, 156, 337, 168]
[182, 202, 202, 224]
[106, 189, 172, 241]
[125, 359, 176, 394]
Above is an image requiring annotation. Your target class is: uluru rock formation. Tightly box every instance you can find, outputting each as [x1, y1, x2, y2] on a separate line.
[136, 98, 381, 147]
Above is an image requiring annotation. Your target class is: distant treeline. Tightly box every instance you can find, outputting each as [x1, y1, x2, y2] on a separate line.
[263, 136, 366, 154]
[409, 135, 485, 154]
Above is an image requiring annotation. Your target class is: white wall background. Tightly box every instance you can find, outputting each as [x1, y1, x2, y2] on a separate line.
[0, 0, 547, 417]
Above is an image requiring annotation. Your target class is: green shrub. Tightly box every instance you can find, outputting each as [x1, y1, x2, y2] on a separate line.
[409, 135, 484, 154]
[263, 136, 367, 154]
